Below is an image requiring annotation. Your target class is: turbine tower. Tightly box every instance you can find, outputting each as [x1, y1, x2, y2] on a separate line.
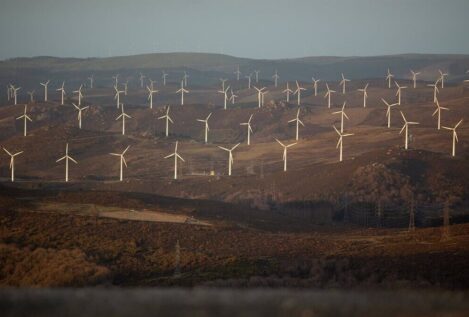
[332, 102, 349, 133]
[112, 74, 120, 88]
[165, 141, 185, 180]
[218, 85, 230, 110]
[294, 81, 306, 105]
[73, 84, 83, 106]
[229, 89, 238, 104]
[442, 119, 463, 157]
[158, 106, 173, 137]
[240, 114, 254, 145]
[16, 105, 32, 136]
[56, 143, 78, 182]
[72, 103, 89, 129]
[254, 70, 260, 83]
[427, 80, 440, 103]
[324, 83, 336, 108]
[40, 80, 50, 101]
[386, 68, 394, 88]
[139, 73, 146, 88]
[245, 73, 252, 89]
[88, 75, 94, 89]
[288, 108, 305, 141]
[333, 125, 353, 162]
[272, 70, 280, 87]
[339, 73, 350, 94]
[12, 86, 21, 105]
[56, 82, 66, 105]
[410, 70, 420, 89]
[116, 104, 131, 135]
[312, 77, 320, 96]
[395, 81, 407, 105]
[114, 86, 124, 109]
[382, 98, 398, 128]
[176, 80, 189, 105]
[399, 111, 419, 150]
[283, 82, 293, 103]
[357, 83, 369, 108]
[218, 143, 240, 176]
[432, 99, 449, 130]
[196, 112, 212, 144]
[234, 66, 241, 81]
[438, 70, 448, 88]
[3, 147, 23, 182]
[253, 86, 266, 108]
[275, 139, 297, 172]
[183, 71, 189, 87]
[162, 71, 168, 86]
[27, 90, 35, 103]
[219, 78, 228, 91]
[110, 145, 130, 181]
[147, 85, 159, 109]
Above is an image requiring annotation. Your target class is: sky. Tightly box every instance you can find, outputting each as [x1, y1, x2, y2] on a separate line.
[1, 0, 468, 60]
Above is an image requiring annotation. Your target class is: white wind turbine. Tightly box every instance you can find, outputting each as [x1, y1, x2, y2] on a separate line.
[73, 84, 84, 106]
[165, 141, 185, 180]
[283, 82, 293, 103]
[275, 139, 296, 172]
[261, 89, 268, 106]
[234, 65, 241, 81]
[427, 80, 440, 103]
[146, 85, 159, 109]
[218, 143, 240, 176]
[7, 84, 12, 101]
[339, 73, 350, 94]
[12, 86, 21, 105]
[254, 70, 260, 83]
[40, 80, 50, 101]
[148, 78, 156, 90]
[57, 82, 66, 105]
[240, 114, 254, 145]
[386, 68, 394, 88]
[3, 147, 23, 182]
[56, 143, 77, 182]
[162, 71, 168, 86]
[219, 78, 228, 91]
[116, 104, 131, 135]
[395, 81, 407, 105]
[158, 106, 173, 137]
[272, 70, 280, 87]
[324, 83, 336, 108]
[72, 103, 89, 129]
[114, 85, 125, 108]
[139, 73, 146, 88]
[16, 105, 32, 136]
[196, 112, 212, 144]
[110, 145, 130, 181]
[219, 85, 230, 110]
[176, 80, 189, 105]
[438, 70, 448, 88]
[312, 77, 320, 96]
[288, 108, 305, 141]
[333, 125, 353, 162]
[229, 89, 238, 104]
[88, 75, 94, 89]
[432, 99, 449, 130]
[123, 81, 129, 96]
[357, 83, 369, 108]
[410, 70, 420, 89]
[254, 86, 266, 108]
[332, 102, 349, 133]
[183, 71, 189, 87]
[245, 73, 252, 89]
[112, 74, 119, 87]
[382, 98, 398, 128]
[294, 81, 307, 105]
[399, 111, 419, 150]
[27, 90, 35, 103]
[442, 119, 463, 157]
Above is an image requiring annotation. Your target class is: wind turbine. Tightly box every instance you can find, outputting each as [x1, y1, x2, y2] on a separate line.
[382, 98, 398, 128]
[261, 89, 268, 106]
[254, 86, 266, 108]
[312, 77, 320, 96]
[332, 102, 349, 133]
[229, 89, 238, 104]
[357, 83, 369, 108]
[254, 70, 260, 83]
[234, 65, 241, 81]
[12, 86, 20, 105]
[219, 85, 230, 110]
[56, 143, 77, 182]
[410, 70, 420, 89]
[146, 85, 159, 109]
[27, 90, 35, 103]
[139, 73, 146, 88]
[240, 114, 254, 145]
[432, 99, 449, 130]
[116, 104, 131, 135]
[427, 80, 440, 103]
[294, 81, 306, 105]
[165, 141, 185, 180]
[442, 119, 463, 157]
[16, 105, 32, 136]
[3, 147, 23, 182]
[272, 70, 280, 87]
[112, 74, 119, 87]
[7, 84, 12, 101]
[196, 112, 212, 144]
[386, 68, 394, 88]
[183, 71, 189, 87]
[219, 78, 228, 91]
[288, 108, 305, 140]
[176, 80, 189, 105]
[123, 81, 129, 95]
[114, 85, 124, 108]
[158, 106, 173, 137]
[110, 145, 130, 181]
[399, 111, 419, 150]
[283, 82, 293, 103]
[438, 70, 448, 88]
[40, 80, 50, 101]
[56, 82, 66, 105]
[275, 139, 296, 172]
[162, 71, 168, 86]
[324, 83, 336, 108]
[88, 75, 94, 89]
[73, 85, 84, 106]
[395, 81, 407, 105]
[245, 73, 252, 89]
[72, 103, 89, 129]
[148, 78, 156, 90]
[218, 143, 240, 176]
[333, 125, 353, 162]
[339, 73, 350, 94]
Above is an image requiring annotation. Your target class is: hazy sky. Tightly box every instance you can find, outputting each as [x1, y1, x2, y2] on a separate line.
[1, 0, 468, 60]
